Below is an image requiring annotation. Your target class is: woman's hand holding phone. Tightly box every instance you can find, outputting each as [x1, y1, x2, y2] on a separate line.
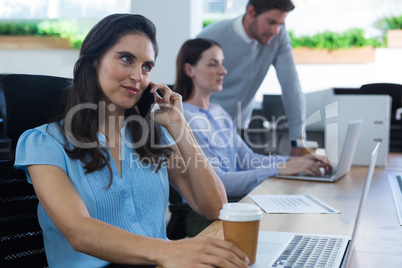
[136, 84, 156, 118]
[148, 82, 186, 137]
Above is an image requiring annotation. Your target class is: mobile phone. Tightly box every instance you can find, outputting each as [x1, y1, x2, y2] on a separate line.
[136, 84, 156, 118]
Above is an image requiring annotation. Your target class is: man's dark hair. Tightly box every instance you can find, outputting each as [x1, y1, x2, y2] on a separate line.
[247, 0, 295, 16]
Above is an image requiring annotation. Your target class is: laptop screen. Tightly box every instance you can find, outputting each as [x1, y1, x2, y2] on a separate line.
[342, 142, 380, 267]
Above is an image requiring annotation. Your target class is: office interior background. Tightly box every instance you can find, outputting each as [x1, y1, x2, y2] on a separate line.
[1, 0, 401, 104]
[1, 2, 401, 260]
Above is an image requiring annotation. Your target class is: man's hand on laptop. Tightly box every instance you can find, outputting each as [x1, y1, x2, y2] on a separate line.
[278, 153, 332, 176]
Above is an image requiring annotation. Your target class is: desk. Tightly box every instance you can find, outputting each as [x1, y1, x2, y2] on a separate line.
[387, 153, 402, 172]
[195, 153, 402, 267]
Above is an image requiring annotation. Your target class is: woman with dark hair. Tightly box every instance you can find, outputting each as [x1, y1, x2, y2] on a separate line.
[174, 38, 332, 236]
[14, 14, 249, 268]
[174, 38, 221, 101]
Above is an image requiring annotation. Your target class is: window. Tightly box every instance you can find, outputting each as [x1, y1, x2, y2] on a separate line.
[0, 0, 131, 19]
[202, 0, 402, 35]
[203, 0, 247, 24]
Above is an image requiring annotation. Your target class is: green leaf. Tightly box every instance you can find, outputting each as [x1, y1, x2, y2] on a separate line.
[378, 15, 402, 30]
[0, 19, 84, 49]
[289, 28, 385, 50]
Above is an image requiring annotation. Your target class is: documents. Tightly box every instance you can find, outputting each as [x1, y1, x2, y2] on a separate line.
[249, 194, 339, 214]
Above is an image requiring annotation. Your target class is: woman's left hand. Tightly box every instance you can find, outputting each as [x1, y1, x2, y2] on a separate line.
[148, 82, 185, 133]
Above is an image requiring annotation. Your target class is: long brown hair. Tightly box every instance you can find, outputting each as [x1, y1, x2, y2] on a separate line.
[54, 14, 173, 188]
[174, 38, 221, 101]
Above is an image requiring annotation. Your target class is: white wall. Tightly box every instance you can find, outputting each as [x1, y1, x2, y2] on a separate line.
[255, 48, 402, 106]
[130, 0, 203, 84]
[0, 0, 203, 82]
[1, 47, 401, 99]
[0, 49, 78, 78]
[288, 0, 402, 36]
[1, 0, 401, 93]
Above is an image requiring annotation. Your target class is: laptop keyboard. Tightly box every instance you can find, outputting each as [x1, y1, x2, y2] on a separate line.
[303, 167, 337, 179]
[271, 235, 343, 268]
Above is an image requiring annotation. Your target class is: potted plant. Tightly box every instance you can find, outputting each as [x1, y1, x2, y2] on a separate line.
[203, 18, 384, 64]
[378, 15, 402, 48]
[289, 28, 384, 64]
[0, 20, 83, 49]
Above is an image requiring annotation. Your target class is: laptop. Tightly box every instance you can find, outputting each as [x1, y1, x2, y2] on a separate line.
[277, 119, 362, 182]
[388, 173, 402, 226]
[251, 142, 380, 268]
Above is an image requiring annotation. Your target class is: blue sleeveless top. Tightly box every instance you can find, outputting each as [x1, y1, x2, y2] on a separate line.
[14, 122, 174, 268]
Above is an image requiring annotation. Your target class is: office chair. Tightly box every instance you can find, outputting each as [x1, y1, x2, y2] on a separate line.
[359, 83, 402, 121]
[0, 74, 11, 161]
[0, 76, 188, 248]
[359, 83, 402, 152]
[166, 186, 191, 240]
[0, 73, 72, 267]
[259, 94, 289, 155]
[164, 84, 191, 239]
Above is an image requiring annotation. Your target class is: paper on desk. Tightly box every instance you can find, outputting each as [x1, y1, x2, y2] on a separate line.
[249, 194, 339, 214]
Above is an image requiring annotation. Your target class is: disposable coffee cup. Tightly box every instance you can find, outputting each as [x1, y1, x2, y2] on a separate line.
[299, 140, 318, 156]
[219, 203, 263, 264]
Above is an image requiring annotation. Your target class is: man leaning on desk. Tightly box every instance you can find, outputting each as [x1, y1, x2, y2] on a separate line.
[197, 0, 306, 156]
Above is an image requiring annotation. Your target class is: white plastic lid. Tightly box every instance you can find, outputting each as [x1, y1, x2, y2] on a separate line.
[219, 203, 263, 222]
